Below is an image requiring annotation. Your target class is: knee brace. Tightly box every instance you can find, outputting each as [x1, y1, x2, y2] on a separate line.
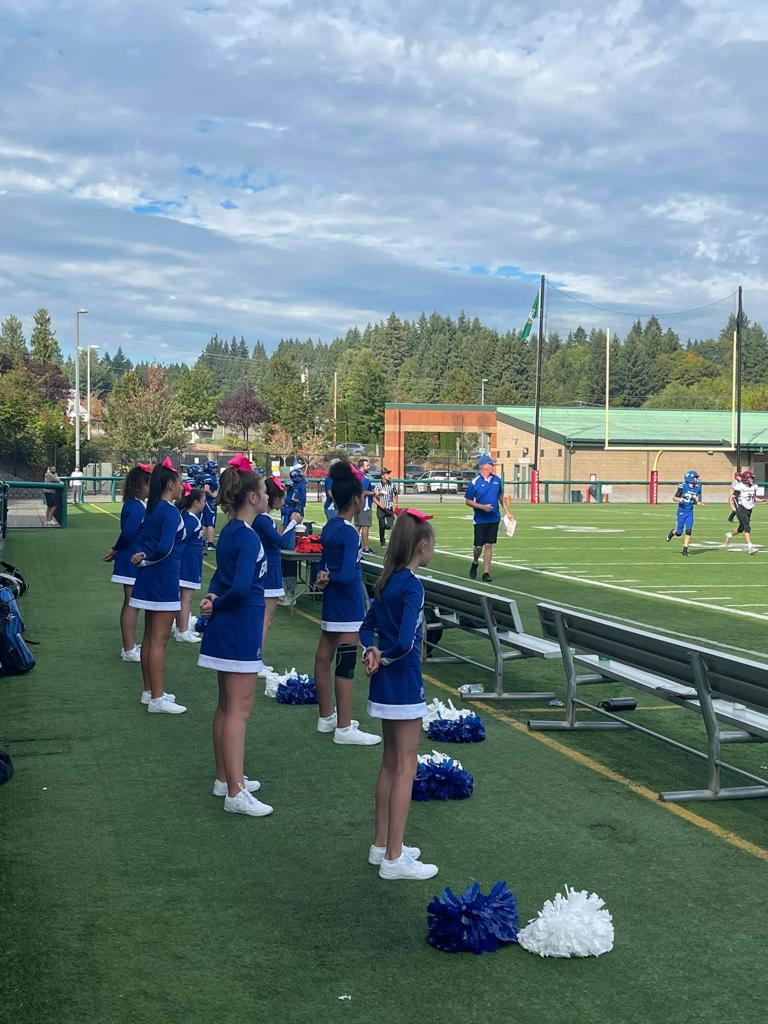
[335, 643, 357, 679]
[685, 528, 693, 536]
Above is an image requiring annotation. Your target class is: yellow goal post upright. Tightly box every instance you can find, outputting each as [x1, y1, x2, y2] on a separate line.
[602, 286, 743, 503]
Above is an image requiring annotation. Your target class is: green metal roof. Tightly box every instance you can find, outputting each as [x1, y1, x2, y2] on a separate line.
[496, 406, 768, 449]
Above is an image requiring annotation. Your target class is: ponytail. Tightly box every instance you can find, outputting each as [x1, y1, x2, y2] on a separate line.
[123, 465, 151, 501]
[329, 459, 363, 513]
[218, 466, 263, 514]
[147, 463, 180, 513]
[176, 486, 203, 512]
[374, 512, 434, 597]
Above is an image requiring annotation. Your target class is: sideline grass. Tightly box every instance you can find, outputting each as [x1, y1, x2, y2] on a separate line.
[2, 503, 768, 1024]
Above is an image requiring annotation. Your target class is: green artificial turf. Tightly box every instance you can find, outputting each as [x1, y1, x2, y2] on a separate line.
[2, 500, 768, 1024]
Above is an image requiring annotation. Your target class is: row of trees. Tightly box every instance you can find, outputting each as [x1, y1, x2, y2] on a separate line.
[3, 305, 768, 471]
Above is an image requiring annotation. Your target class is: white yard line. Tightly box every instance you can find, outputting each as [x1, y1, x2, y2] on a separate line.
[435, 547, 768, 623]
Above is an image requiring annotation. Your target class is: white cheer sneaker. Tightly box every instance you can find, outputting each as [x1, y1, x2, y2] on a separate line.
[368, 843, 421, 866]
[333, 721, 381, 746]
[212, 776, 261, 796]
[176, 630, 202, 643]
[147, 695, 187, 714]
[141, 690, 176, 705]
[224, 789, 273, 817]
[379, 850, 438, 881]
[120, 646, 141, 662]
[317, 711, 337, 733]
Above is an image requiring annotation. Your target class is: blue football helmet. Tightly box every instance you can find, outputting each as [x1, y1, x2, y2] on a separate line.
[684, 470, 699, 487]
[204, 460, 218, 473]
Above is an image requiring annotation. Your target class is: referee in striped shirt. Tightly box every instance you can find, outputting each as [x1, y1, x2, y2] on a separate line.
[373, 468, 399, 547]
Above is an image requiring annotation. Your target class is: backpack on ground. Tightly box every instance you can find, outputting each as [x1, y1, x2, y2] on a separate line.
[0, 585, 35, 675]
[0, 561, 28, 599]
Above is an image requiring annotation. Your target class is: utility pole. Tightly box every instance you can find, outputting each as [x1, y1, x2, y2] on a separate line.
[531, 275, 545, 502]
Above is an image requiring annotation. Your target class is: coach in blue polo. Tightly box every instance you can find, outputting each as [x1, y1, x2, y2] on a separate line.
[465, 455, 505, 582]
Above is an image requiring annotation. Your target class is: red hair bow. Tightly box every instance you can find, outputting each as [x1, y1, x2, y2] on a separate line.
[137, 463, 152, 473]
[400, 508, 433, 522]
[182, 482, 192, 496]
[161, 456, 174, 469]
[228, 454, 252, 472]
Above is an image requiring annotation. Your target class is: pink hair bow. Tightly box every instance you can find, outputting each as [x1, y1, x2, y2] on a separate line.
[137, 463, 152, 473]
[399, 507, 433, 521]
[161, 456, 174, 469]
[228, 454, 252, 472]
[273, 475, 285, 491]
[182, 482, 192, 496]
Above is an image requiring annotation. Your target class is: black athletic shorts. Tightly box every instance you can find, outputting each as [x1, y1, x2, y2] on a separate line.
[735, 506, 753, 534]
[474, 521, 499, 546]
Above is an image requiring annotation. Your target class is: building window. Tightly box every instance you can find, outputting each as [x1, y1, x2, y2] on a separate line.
[558, 448, 563, 457]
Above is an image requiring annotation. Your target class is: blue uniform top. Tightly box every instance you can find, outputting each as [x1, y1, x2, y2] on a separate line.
[465, 473, 503, 524]
[360, 569, 424, 665]
[114, 498, 145, 552]
[290, 475, 307, 514]
[204, 476, 218, 514]
[140, 500, 186, 568]
[323, 475, 335, 513]
[209, 519, 266, 612]
[179, 511, 205, 584]
[675, 483, 702, 510]
[319, 516, 364, 627]
[253, 513, 297, 590]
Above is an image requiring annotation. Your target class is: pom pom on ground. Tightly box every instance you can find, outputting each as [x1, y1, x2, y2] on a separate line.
[264, 667, 295, 699]
[427, 881, 519, 954]
[276, 671, 318, 705]
[518, 886, 614, 958]
[412, 750, 473, 801]
[422, 699, 486, 743]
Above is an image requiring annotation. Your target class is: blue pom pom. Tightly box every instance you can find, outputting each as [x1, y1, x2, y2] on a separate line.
[427, 714, 486, 743]
[412, 755, 473, 801]
[276, 673, 318, 705]
[427, 881, 519, 954]
[193, 616, 207, 634]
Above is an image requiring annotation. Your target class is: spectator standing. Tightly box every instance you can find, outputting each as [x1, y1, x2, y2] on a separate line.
[70, 466, 84, 505]
[355, 457, 374, 554]
[465, 455, 508, 582]
[43, 465, 61, 525]
[373, 468, 399, 547]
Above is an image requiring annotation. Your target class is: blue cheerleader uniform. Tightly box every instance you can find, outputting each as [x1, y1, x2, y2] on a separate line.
[253, 512, 297, 598]
[110, 497, 145, 585]
[198, 519, 267, 673]
[129, 501, 186, 612]
[360, 568, 427, 720]
[201, 479, 219, 530]
[179, 511, 205, 590]
[319, 516, 365, 632]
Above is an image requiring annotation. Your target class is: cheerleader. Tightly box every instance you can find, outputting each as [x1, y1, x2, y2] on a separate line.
[102, 463, 151, 662]
[361, 509, 438, 880]
[174, 485, 206, 643]
[201, 460, 219, 550]
[314, 461, 381, 746]
[198, 458, 273, 817]
[253, 475, 302, 672]
[130, 458, 186, 714]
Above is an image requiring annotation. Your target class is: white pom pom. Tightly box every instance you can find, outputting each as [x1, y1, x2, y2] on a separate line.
[417, 750, 464, 770]
[422, 698, 476, 731]
[264, 667, 294, 698]
[518, 886, 614, 958]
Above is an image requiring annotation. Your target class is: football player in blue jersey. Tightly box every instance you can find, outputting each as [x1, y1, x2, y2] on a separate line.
[666, 469, 702, 557]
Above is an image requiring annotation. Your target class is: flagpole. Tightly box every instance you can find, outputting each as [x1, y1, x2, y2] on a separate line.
[531, 274, 545, 503]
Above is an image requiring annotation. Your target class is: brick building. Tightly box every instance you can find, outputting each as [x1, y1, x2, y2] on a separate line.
[384, 404, 768, 502]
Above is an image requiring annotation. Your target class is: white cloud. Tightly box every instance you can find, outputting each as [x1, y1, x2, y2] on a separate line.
[0, 0, 766, 360]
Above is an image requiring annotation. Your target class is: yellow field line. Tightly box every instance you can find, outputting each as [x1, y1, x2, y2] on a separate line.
[291, 605, 768, 864]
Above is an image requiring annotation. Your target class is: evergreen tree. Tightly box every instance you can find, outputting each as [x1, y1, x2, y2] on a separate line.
[0, 314, 27, 359]
[29, 308, 62, 364]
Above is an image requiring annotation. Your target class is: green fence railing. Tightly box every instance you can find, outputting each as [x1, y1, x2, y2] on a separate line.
[3, 480, 68, 528]
[539, 480, 756, 504]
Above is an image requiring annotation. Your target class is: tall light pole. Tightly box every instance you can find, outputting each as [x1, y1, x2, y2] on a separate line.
[74, 309, 88, 470]
[480, 377, 489, 454]
[87, 344, 100, 441]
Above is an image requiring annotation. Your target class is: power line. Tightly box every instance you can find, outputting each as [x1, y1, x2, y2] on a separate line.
[545, 281, 738, 320]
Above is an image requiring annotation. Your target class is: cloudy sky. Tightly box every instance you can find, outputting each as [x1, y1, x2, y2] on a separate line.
[0, 0, 765, 363]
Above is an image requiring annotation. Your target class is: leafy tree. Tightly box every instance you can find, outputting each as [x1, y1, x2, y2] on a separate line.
[338, 347, 390, 445]
[172, 364, 221, 428]
[104, 367, 185, 460]
[0, 314, 27, 359]
[29, 307, 62, 364]
[263, 354, 314, 446]
[218, 386, 270, 443]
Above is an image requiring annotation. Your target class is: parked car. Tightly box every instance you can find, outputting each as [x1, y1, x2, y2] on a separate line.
[414, 471, 460, 495]
[336, 442, 366, 456]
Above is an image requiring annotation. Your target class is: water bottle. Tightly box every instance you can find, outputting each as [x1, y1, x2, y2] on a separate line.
[458, 683, 485, 696]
